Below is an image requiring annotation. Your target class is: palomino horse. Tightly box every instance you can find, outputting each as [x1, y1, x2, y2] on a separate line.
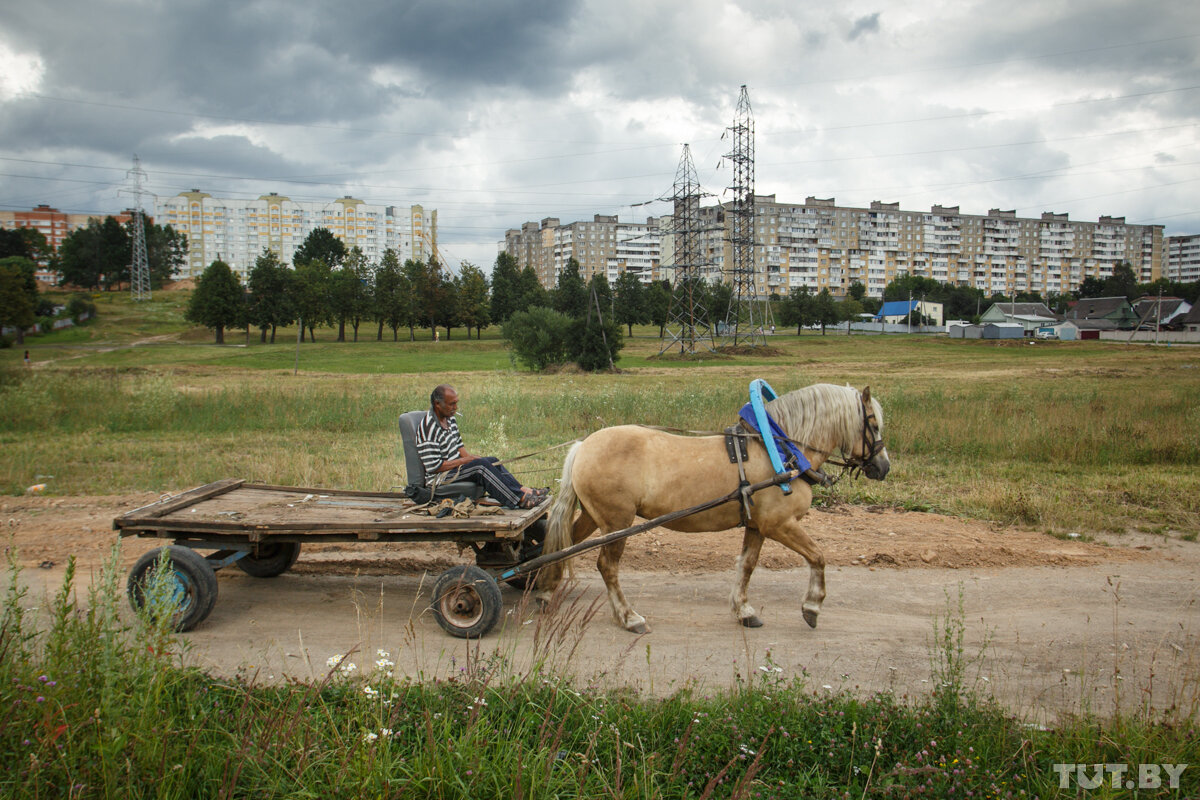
[536, 383, 890, 633]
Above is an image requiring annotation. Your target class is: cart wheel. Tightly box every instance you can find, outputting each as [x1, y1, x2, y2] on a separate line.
[503, 518, 547, 591]
[236, 542, 301, 578]
[431, 565, 502, 639]
[127, 546, 218, 632]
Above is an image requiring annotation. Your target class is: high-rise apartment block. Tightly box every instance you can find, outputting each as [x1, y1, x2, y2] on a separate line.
[1166, 234, 1200, 283]
[156, 191, 438, 279]
[504, 196, 1164, 298]
[502, 214, 662, 288]
[693, 196, 1163, 298]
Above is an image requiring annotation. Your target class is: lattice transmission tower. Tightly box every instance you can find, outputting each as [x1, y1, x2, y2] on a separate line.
[721, 85, 770, 347]
[658, 144, 714, 355]
[124, 154, 152, 301]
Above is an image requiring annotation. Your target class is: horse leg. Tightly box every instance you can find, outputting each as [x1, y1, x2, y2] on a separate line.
[534, 509, 598, 605]
[730, 528, 765, 627]
[596, 538, 649, 634]
[765, 522, 826, 628]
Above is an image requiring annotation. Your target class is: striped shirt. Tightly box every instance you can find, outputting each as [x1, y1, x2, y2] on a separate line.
[414, 409, 464, 485]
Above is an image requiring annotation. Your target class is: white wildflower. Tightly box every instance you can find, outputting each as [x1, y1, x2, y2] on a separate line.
[363, 686, 378, 698]
[363, 732, 378, 742]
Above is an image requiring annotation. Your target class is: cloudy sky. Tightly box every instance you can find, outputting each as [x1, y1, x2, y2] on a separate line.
[1, 0, 1198, 272]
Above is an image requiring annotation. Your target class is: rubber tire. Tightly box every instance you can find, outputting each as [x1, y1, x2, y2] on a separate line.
[235, 542, 302, 578]
[127, 545, 218, 632]
[431, 565, 503, 639]
[502, 518, 547, 591]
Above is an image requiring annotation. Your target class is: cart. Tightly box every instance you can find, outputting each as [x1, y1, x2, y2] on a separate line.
[114, 479, 549, 638]
[115, 470, 799, 640]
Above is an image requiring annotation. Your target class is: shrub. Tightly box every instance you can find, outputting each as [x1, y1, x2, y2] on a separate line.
[570, 314, 622, 371]
[502, 306, 571, 370]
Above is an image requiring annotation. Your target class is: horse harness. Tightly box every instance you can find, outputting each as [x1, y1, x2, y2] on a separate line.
[722, 395, 885, 524]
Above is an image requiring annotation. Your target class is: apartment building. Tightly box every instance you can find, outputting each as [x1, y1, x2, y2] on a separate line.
[1166, 234, 1200, 283]
[501, 214, 662, 288]
[683, 196, 1164, 299]
[156, 191, 438, 279]
[0, 204, 140, 284]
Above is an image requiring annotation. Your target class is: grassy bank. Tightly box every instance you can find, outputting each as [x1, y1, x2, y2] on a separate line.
[3, 555, 1197, 799]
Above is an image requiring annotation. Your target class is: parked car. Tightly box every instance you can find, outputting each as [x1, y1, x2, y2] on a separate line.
[1035, 329, 1058, 340]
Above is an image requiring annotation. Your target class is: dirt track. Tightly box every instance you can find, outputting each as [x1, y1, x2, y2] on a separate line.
[5, 494, 1199, 720]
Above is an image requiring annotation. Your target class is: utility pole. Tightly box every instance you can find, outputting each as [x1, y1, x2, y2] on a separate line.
[122, 154, 153, 301]
[659, 144, 713, 355]
[721, 85, 769, 348]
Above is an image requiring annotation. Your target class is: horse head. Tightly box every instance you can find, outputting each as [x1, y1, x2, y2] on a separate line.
[854, 386, 890, 481]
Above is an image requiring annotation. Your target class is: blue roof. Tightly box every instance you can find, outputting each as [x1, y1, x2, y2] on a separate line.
[874, 300, 916, 319]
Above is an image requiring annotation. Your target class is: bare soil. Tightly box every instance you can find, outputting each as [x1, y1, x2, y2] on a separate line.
[5, 493, 1198, 719]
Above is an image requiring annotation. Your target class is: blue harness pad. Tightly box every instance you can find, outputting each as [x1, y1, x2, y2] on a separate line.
[738, 379, 812, 495]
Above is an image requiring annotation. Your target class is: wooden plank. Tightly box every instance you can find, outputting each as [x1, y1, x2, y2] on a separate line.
[116, 479, 245, 524]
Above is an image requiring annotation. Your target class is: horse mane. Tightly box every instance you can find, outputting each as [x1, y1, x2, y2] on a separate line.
[765, 383, 882, 456]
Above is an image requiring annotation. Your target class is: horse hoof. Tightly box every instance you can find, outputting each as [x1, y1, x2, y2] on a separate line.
[802, 609, 819, 629]
[627, 622, 650, 635]
[740, 615, 764, 628]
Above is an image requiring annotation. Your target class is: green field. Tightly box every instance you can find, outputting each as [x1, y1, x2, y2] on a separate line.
[4, 289, 1199, 536]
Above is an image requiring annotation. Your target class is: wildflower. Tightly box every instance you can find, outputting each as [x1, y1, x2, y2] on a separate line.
[363, 686, 378, 698]
[377, 649, 390, 659]
[326, 654, 345, 669]
[363, 732, 378, 742]
[340, 662, 358, 674]
[375, 657, 395, 670]
[36, 696, 45, 703]
[381, 728, 394, 737]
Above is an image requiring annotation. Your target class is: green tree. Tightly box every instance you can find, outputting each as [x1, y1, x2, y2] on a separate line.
[1077, 276, 1106, 299]
[813, 288, 839, 335]
[553, 258, 588, 318]
[1104, 262, 1139, 300]
[517, 265, 550, 312]
[144, 222, 188, 288]
[246, 249, 294, 343]
[847, 281, 867, 302]
[57, 216, 129, 290]
[373, 249, 403, 341]
[489, 252, 521, 324]
[707, 281, 732, 327]
[455, 262, 491, 339]
[502, 306, 572, 370]
[329, 247, 372, 342]
[647, 279, 671, 337]
[293, 228, 346, 269]
[186, 260, 243, 344]
[0, 227, 49, 263]
[779, 285, 813, 334]
[839, 298, 865, 335]
[411, 258, 453, 340]
[571, 307, 623, 371]
[613, 272, 647, 335]
[293, 258, 333, 342]
[0, 259, 37, 345]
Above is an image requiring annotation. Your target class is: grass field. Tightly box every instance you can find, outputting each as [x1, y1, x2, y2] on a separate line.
[4, 289, 1199, 536]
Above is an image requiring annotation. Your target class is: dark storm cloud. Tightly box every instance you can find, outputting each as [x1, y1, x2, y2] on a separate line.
[309, 0, 583, 95]
[847, 13, 880, 41]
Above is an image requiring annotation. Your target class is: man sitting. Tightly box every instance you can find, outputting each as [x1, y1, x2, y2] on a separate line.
[414, 384, 547, 509]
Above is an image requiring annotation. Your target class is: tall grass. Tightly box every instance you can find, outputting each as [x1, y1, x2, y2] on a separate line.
[3, 348, 1200, 534]
[3, 553, 1197, 798]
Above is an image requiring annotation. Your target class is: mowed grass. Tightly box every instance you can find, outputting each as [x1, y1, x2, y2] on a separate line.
[4, 289, 1200, 536]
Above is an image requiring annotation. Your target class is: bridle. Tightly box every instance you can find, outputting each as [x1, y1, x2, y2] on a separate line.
[775, 395, 885, 483]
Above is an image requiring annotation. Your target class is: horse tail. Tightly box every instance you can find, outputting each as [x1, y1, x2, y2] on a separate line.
[541, 440, 582, 585]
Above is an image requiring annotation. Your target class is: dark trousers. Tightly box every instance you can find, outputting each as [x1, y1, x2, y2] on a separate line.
[450, 457, 523, 507]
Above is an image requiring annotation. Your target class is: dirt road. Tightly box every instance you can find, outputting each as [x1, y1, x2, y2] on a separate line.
[5, 494, 1198, 720]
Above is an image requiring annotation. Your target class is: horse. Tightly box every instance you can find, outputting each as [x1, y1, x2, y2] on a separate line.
[535, 383, 890, 634]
